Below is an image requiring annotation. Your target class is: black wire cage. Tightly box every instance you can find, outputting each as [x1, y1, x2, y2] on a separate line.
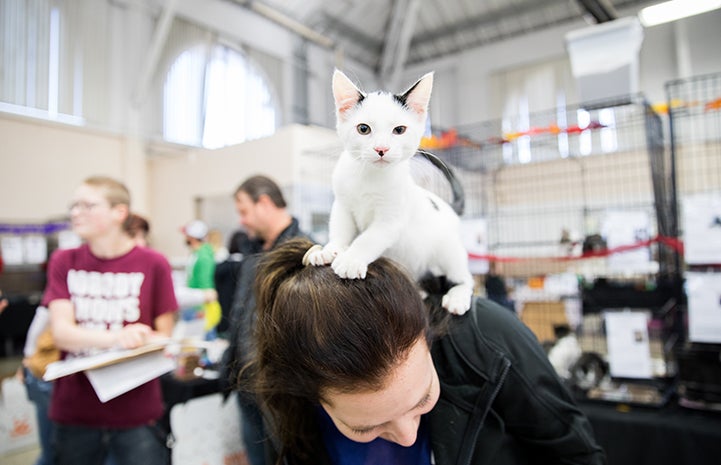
[433, 94, 678, 281]
[430, 93, 682, 405]
[666, 72, 721, 409]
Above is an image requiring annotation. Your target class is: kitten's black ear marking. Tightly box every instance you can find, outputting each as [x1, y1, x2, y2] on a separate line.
[333, 69, 365, 120]
[399, 72, 434, 116]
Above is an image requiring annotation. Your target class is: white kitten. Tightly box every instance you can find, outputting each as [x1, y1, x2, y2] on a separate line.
[308, 69, 474, 315]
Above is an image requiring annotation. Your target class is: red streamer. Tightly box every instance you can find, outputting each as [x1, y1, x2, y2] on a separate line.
[468, 235, 683, 263]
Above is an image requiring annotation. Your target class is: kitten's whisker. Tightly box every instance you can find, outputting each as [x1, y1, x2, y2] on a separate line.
[347, 148, 363, 161]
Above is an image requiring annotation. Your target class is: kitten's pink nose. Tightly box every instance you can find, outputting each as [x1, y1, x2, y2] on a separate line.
[374, 146, 389, 157]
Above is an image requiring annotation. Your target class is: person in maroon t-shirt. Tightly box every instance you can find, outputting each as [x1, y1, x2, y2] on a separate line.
[43, 176, 178, 465]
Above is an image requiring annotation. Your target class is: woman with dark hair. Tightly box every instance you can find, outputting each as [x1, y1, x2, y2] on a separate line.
[247, 238, 605, 465]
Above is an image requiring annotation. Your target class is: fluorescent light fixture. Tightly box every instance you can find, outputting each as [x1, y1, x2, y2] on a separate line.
[638, 0, 721, 27]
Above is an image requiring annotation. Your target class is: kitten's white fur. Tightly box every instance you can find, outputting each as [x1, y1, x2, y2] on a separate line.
[308, 69, 473, 315]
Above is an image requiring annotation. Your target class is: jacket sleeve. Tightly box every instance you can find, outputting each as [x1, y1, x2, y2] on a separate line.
[472, 300, 606, 465]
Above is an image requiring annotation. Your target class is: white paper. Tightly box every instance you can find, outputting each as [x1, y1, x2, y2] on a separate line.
[685, 272, 721, 343]
[85, 351, 176, 403]
[461, 218, 489, 275]
[23, 234, 47, 264]
[604, 310, 653, 379]
[44, 340, 170, 381]
[601, 210, 651, 274]
[682, 193, 721, 265]
[1, 235, 24, 264]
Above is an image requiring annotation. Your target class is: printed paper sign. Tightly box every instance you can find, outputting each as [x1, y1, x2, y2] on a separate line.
[683, 193, 721, 265]
[685, 272, 721, 343]
[604, 310, 653, 379]
[461, 218, 489, 275]
[601, 210, 651, 273]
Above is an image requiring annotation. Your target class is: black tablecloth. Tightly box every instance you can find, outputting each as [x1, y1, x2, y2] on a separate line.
[579, 400, 721, 465]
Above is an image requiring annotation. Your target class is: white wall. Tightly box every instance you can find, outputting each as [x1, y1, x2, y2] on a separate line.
[0, 112, 337, 261]
[0, 114, 126, 221]
[147, 124, 338, 260]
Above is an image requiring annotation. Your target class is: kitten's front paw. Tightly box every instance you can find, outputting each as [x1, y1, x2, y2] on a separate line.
[331, 252, 368, 279]
[442, 285, 473, 315]
[307, 244, 340, 266]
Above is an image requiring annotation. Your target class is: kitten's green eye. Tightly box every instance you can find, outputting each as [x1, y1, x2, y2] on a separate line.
[393, 126, 407, 135]
[357, 124, 371, 135]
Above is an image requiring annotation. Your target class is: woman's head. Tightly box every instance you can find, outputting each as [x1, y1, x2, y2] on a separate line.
[69, 176, 131, 240]
[125, 213, 150, 246]
[251, 238, 439, 457]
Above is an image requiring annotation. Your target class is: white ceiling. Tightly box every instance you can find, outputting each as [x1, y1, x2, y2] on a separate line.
[229, 0, 654, 80]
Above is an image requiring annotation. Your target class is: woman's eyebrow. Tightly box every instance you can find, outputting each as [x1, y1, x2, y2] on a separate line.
[343, 376, 434, 431]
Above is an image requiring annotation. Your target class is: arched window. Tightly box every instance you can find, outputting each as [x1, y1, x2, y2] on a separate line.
[163, 44, 277, 149]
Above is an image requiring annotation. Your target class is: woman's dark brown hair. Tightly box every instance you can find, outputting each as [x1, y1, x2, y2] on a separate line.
[249, 237, 433, 464]
[124, 213, 150, 239]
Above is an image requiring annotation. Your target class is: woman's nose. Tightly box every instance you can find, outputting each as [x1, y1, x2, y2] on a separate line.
[384, 415, 420, 447]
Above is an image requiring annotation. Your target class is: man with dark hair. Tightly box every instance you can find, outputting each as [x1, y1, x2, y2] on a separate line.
[232, 175, 293, 251]
[222, 175, 312, 465]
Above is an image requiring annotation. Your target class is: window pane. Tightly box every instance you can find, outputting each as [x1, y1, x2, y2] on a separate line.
[164, 47, 205, 146]
[164, 43, 277, 149]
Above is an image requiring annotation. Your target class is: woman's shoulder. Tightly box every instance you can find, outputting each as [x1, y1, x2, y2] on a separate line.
[442, 297, 546, 368]
[48, 243, 87, 264]
[132, 246, 172, 266]
[459, 297, 528, 340]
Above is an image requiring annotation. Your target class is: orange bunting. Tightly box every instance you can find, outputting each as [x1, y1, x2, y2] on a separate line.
[421, 94, 720, 150]
[704, 97, 721, 111]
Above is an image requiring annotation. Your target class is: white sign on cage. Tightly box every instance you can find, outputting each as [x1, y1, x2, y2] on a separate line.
[685, 272, 721, 344]
[0, 235, 24, 265]
[601, 210, 653, 275]
[461, 218, 489, 275]
[682, 193, 721, 265]
[604, 310, 653, 379]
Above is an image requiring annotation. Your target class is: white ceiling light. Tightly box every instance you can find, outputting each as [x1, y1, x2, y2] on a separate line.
[638, 0, 721, 27]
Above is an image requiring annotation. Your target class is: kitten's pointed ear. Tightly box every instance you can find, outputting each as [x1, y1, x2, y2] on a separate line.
[401, 72, 434, 116]
[333, 69, 364, 120]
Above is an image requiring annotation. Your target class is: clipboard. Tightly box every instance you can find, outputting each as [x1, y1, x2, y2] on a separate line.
[43, 340, 170, 381]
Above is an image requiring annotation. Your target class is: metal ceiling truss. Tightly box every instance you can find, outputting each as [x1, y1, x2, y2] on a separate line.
[575, 0, 619, 22]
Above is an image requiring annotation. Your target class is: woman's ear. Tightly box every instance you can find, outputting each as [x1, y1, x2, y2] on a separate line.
[113, 203, 130, 225]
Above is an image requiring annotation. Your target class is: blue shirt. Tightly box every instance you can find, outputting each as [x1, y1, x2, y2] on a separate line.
[317, 406, 432, 465]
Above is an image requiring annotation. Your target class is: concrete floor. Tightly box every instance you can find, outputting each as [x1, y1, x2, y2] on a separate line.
[2, 446, 39, 465]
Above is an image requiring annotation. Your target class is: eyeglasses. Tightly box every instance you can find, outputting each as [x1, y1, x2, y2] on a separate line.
[68, 201, 103, 212]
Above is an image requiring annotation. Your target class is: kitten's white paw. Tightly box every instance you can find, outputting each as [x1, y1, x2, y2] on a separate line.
[307, 245, 337, 266]
[331, 252, 368, 279]
[442, 285, 473, 315]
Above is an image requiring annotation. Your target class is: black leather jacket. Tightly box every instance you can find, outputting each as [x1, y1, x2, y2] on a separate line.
[271, 297, 605, 465]
[428, 297, 605, 465]
[221, 217, 312, 392]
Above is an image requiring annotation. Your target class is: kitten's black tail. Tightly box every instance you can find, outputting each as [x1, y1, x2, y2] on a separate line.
[418, 150, 465, 216]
